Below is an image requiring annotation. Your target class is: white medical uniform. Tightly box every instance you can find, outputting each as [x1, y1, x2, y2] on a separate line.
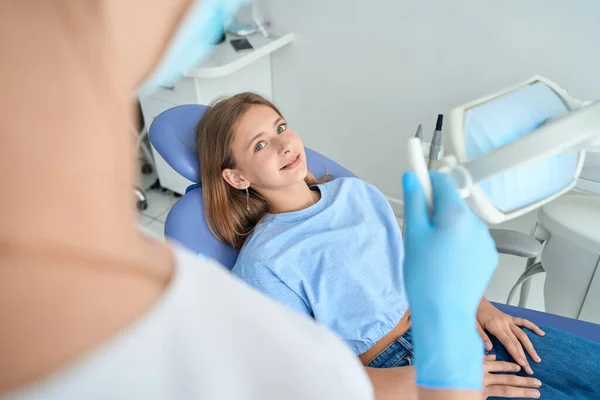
[1, 244, 373, 400]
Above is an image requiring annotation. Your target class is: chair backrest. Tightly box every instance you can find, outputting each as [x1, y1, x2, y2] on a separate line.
[149, 104, 356, 269]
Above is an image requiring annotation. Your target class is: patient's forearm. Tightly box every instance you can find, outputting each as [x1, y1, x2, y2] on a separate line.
[365, 365, 481, 400]
[418, 388, 480, 400]
[365, 366, 417, 400]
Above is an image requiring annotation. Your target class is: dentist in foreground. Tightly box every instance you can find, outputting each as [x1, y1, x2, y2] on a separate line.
[0, 1, 497, 399]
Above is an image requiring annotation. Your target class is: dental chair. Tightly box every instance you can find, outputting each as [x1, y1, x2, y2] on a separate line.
[149, 104, 600, 344]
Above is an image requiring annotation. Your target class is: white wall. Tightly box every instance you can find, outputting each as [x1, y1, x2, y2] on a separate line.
[267, 0, 600, 206]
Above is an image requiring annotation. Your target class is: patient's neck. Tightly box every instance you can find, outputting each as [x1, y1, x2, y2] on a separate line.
[265, 182, 321, 214]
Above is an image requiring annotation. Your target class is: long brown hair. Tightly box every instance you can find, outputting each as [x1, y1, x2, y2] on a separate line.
[196, 92, 327, 249]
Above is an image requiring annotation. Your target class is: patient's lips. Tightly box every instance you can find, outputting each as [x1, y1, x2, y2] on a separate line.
[280, 154, 301, 170]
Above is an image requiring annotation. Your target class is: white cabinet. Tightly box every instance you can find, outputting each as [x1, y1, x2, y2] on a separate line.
[579, 263, 600, 323]
[140, 32, 294, 195]
[152, 77, 197, 105]
[576, 151, 600, 195]
[538, 194, 600, 324]
[141, 96, 181, 121]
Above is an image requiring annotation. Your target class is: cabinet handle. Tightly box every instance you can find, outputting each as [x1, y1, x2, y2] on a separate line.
[159, 85, 175, 91]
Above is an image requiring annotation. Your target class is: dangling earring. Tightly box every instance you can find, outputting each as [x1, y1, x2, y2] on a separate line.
[245, 187, 250, 211]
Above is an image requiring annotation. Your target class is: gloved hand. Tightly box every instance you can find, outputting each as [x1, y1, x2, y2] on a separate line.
[402, 171, 499, 390]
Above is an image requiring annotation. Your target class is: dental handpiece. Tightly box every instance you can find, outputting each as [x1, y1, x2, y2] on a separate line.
[415, 124, 423, 141]
[427, 114, 444, 169]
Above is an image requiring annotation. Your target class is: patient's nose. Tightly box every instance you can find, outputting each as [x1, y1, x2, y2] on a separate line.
[277, 136, 292, 156]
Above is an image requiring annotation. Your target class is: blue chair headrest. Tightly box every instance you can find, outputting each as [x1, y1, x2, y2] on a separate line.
[149, 104, 208, 183]
[149, 103, 357, 270]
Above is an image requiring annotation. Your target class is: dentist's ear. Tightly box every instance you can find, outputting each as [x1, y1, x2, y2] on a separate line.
[222, 168, 249, 190]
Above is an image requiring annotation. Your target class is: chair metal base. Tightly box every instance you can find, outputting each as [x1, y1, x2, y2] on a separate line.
[134, 187, 148, 211]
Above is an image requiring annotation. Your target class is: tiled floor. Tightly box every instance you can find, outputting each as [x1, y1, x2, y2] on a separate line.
[137, 171, 175, 239]
[138, 170, 545, 312]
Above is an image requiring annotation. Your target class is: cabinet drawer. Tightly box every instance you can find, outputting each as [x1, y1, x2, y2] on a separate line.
[153, 76, 197, 105]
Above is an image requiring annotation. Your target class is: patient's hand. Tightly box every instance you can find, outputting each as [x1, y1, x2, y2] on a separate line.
[476, 299, 545, 375]
[483, 354, 541, 399]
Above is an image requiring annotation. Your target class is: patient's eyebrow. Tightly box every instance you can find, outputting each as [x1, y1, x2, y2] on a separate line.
[272, 116, 283, 127]
[247, 132, 265, 150]
[246, 116, 284, 150]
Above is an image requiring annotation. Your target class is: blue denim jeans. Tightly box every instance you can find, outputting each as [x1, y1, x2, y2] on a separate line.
[487, 324, 600, 399]
[367, 326, 600, 399]
[366, 329, 414, 368]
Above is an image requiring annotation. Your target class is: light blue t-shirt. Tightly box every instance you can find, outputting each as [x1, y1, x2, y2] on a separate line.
[232, 177, 408, 355]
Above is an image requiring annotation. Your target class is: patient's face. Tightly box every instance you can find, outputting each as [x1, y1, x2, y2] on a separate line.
[229, 105, 308, 192]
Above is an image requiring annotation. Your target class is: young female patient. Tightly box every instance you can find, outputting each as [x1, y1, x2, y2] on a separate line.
[196, 92, 600, 400]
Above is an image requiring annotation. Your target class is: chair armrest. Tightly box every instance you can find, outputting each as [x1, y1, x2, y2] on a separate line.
[490, 229, 542, 258]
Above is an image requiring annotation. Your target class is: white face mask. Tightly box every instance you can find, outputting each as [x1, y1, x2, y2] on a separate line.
[137, 0, 245, 98]
[407, 75, 600, 224]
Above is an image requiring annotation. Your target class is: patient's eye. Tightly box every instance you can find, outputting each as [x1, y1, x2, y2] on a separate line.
[277, 123, 287, 134]
[254, 142, 266, 152]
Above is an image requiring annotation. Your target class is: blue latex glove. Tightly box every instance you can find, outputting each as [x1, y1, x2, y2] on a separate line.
[402, 171, 499, 390]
